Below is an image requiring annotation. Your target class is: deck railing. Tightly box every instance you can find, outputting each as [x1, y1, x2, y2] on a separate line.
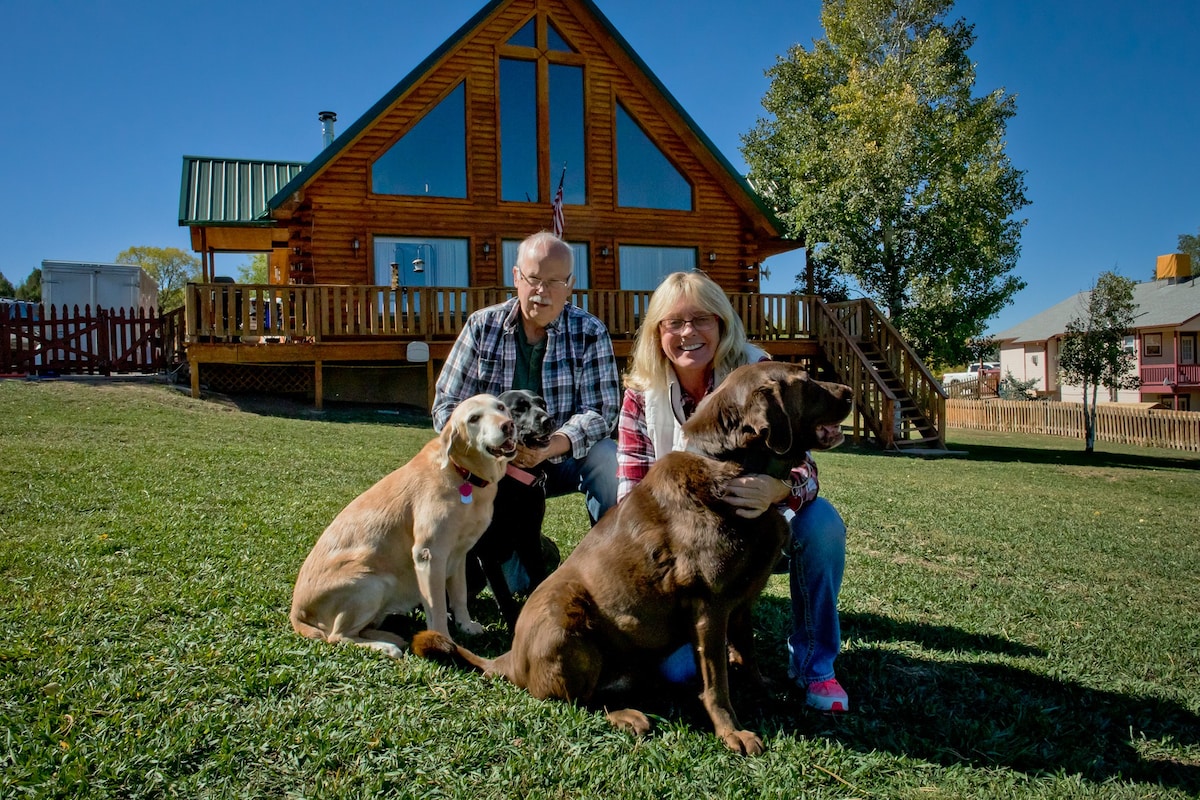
[825, 299, 947, 447]
[183, 283, 942, 448]
[184, 283, 818, 344]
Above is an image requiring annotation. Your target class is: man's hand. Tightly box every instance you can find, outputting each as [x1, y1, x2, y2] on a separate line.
[722, 474, 790, 519]
[512, 432, 571, 469]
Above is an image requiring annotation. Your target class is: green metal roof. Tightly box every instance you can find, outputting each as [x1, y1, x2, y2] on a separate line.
[179, 156, 307, 226]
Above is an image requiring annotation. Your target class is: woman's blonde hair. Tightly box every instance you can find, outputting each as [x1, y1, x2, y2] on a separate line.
[624, 271, 750, 392]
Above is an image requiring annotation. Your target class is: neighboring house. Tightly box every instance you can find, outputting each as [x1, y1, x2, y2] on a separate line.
[179, 0, 797, 295]
[991, 254, 1199, 410]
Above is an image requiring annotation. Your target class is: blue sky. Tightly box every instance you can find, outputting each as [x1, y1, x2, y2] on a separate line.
[1, 0, 1197, 334]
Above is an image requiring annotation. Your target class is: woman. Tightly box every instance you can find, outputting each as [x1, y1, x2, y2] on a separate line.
[616, 271, 849, 712]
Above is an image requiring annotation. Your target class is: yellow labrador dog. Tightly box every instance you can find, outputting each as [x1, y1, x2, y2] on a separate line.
[290, 394, 516, 658]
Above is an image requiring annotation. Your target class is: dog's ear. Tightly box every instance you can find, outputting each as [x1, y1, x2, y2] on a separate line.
[440, 414, 465, 469]
[750, 379, 793, 454]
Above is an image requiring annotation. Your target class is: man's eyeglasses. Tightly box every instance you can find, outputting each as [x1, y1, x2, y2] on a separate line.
[516, 266, 572, 292]
[660, 314, 719, 334]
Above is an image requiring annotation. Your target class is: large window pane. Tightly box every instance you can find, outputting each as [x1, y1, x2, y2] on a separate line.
[372, 84, 466, 197]
[616, 104, 692, 210]
[373, 237, 469, 288]
[618, 245, 696, 290]
[549, 64, 586, 204]
[503, 239, 590, 290]
[500, 59, 538, 202]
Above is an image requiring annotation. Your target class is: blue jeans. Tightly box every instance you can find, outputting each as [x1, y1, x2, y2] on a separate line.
[785, 497, 846, 685]
[497, 437, 617, 594]
[541, 436, 618, 526]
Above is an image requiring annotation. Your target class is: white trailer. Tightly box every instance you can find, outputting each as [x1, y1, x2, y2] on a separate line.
[41, 260, 159, 312]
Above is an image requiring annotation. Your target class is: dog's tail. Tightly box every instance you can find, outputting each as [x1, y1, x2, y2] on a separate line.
[411, 630, 496, 674]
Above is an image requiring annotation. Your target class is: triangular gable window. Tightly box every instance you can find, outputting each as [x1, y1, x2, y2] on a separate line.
[508, 20, 536, 47]
[547, 22, 574, 53]
[616, 103, 692, 210]
[372, 83, 467, 197]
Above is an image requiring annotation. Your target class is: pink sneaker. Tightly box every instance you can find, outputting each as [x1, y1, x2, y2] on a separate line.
[806, 678, 849, 712]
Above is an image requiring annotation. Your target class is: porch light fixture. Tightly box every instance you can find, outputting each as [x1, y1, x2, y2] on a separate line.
[708, 252, 717, 262]
[352, 237, 360, 255]
[600, 246, 610, 257]
[482, 242, 491, 254]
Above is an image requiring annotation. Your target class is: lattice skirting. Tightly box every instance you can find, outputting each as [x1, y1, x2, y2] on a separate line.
[201, 364, 312, 396]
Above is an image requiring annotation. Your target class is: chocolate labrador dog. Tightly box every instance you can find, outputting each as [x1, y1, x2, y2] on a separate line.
[413, 362, 852, 755]
[467, 389, 558, 629]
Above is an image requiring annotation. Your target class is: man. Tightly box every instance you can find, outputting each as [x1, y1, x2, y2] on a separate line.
[433, 231, 619, 527]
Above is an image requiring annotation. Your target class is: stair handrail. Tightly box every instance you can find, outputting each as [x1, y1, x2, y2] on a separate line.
[827, 298, 947, 448]
[812, 298, 899, 448]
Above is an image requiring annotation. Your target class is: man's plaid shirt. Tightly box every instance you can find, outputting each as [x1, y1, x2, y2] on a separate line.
[433, 298, 619, 461]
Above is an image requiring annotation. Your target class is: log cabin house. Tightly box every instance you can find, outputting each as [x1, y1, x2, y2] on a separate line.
[178, 0, 945, 449]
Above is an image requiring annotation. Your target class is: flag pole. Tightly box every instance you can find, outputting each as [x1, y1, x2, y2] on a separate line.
[552, 163, 567, 238]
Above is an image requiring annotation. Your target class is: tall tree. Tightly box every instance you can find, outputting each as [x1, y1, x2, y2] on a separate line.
[742, 0, 1029, 368]
[0, 272, 15, 298]
[1057, 272, 1141, 453]
[115, 246, 200, 311]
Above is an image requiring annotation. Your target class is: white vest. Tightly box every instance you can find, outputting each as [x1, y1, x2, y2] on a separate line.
[643, 344, 767, 459]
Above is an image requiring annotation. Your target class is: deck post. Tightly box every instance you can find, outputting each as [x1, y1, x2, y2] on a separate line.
[314, 360, 323, 410]
[191, 361, 201, 399]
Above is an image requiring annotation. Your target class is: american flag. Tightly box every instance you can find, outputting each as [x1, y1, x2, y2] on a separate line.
[551, 166, 565, 237]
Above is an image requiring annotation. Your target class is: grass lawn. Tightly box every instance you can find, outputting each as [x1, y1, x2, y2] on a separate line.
[2, 377, 1198, 799]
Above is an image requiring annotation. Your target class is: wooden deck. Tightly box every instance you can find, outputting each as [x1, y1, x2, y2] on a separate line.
[183, 283, 944, 449]
[184, 283, 821, 402]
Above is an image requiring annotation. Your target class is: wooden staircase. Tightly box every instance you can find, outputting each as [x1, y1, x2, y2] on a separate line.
[813, 298, 946, 451]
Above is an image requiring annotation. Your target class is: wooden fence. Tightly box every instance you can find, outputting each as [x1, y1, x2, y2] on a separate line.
[1, 304, 185, 376]
[946, 399, 1200, 452]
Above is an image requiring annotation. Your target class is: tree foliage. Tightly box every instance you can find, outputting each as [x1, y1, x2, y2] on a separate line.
[15, 269, 41, 302]
[0, 272, 15, 298]
[998, 369, 1039, 401]
[742, 0, 1029, 368]
[236, 254, 270, 284]
[115, 246, 200, 311]
[1177, 226, 1200, 273]
[1057, 271, 1141, 453]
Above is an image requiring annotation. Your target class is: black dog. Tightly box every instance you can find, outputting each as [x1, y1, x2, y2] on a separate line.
[466, 389, 558, 629]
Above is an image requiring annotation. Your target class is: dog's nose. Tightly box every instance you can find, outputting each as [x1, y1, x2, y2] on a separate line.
[502, 419, 515, 437]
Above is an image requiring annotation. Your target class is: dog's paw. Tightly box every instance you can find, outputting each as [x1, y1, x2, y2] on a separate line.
[721, 729, 765, 756]
[456, 619, 485, 636]
[605, 708, 652, 737]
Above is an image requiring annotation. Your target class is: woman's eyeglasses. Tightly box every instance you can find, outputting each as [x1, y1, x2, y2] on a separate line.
[516, 267, 572, 292]
[660, 314, 718, 334]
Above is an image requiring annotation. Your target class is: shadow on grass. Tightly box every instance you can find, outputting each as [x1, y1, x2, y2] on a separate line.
[386, 577, 1197, 791]
[745, 599, 1200, 792]
[842, 438, 1199, 472]
[209, 391, 434, 428]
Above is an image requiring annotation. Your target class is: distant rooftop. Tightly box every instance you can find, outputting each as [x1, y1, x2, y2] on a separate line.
[993, 276, 1200, 343]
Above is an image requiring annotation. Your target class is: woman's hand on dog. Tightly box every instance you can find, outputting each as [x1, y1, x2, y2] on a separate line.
[722, 475, 791, 519]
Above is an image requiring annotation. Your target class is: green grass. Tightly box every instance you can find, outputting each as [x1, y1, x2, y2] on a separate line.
[2, 377, 1198, 799]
